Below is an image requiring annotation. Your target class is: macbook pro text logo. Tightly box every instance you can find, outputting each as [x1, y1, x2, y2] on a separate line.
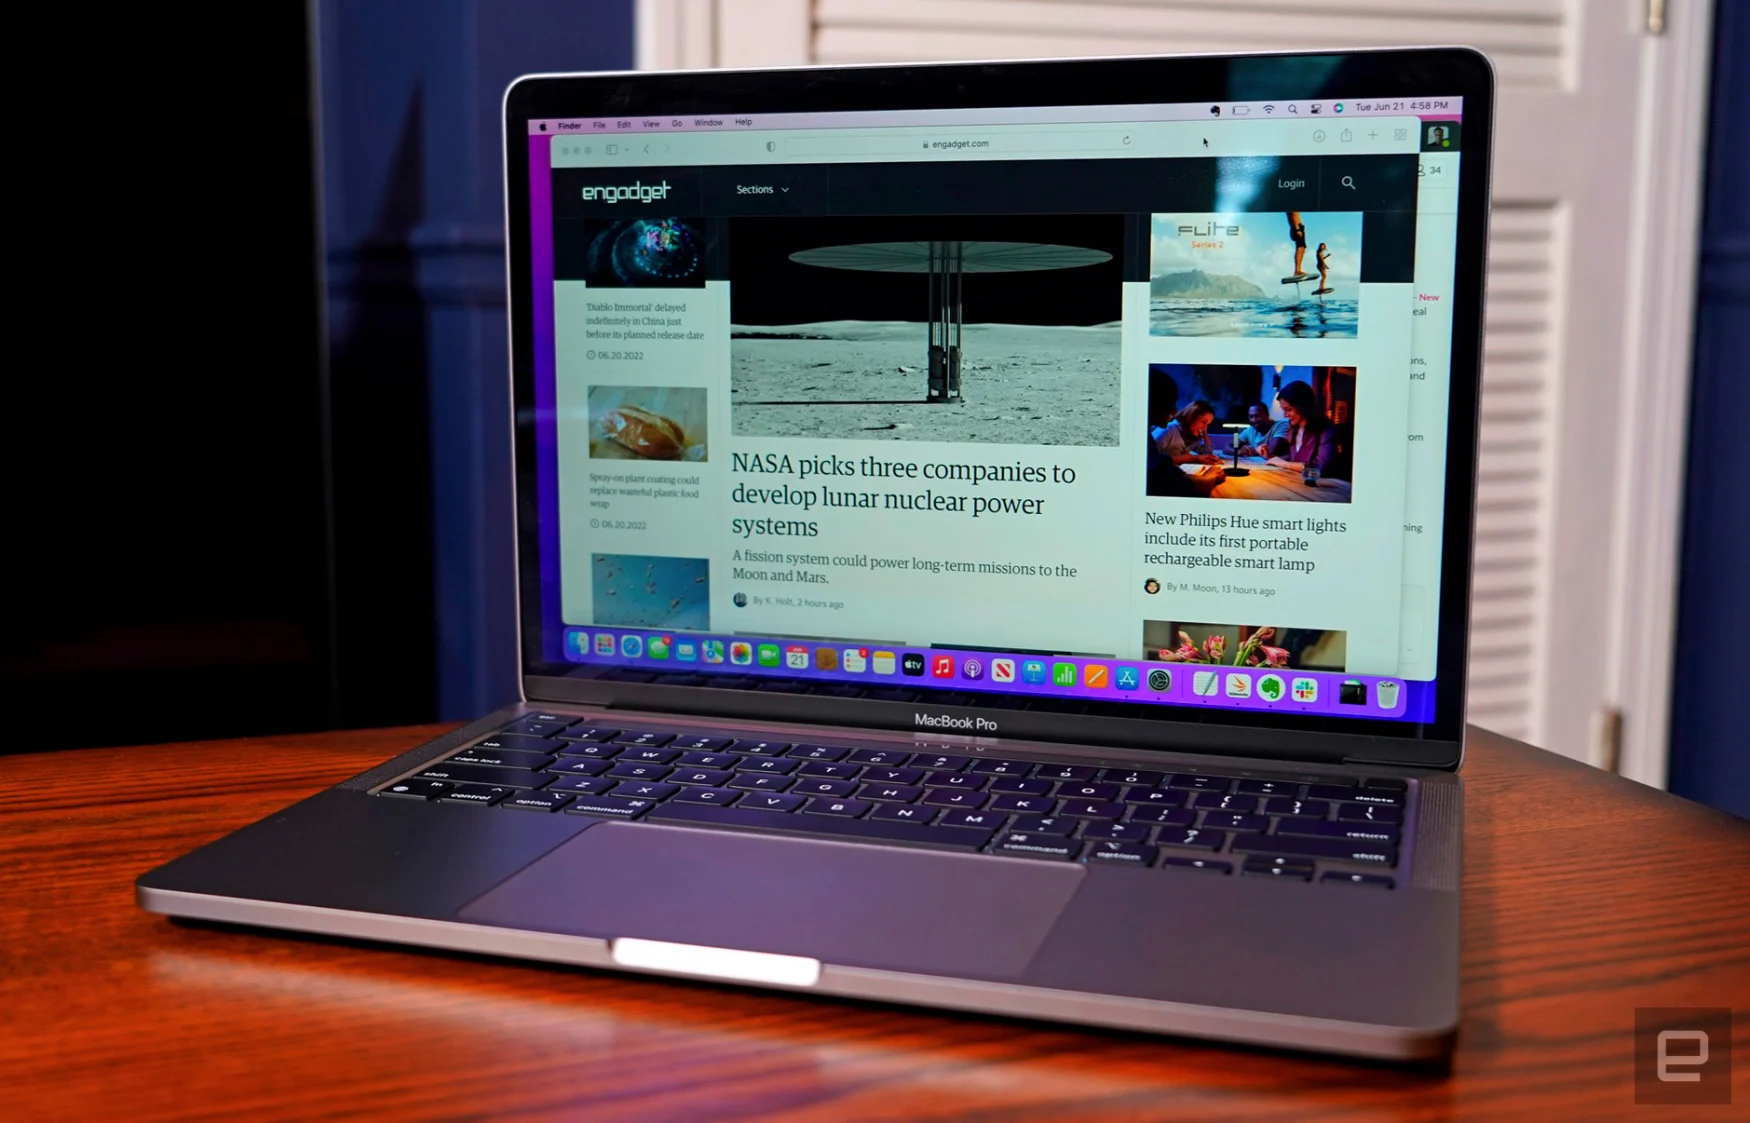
[913, 712, 998, 732]
[581, 180, 672, 204]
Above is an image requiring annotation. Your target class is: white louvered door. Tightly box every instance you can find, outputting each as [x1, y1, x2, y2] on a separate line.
[640, 0, 1713, 768]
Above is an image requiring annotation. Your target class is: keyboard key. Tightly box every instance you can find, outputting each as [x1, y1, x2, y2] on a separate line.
[1082, 841, 1156, 866]
[937, 809, 1005, 830]
[788, 743, 849, 761]
[555, 725, 621, 743]
[547, 758, 611, 777]
[792, 779, 856, 798]
[1263, 797, 1330, 818]
[473, 735, 565, 756]
[992, 832, 1076, 860]
[1059, 782, 1121, 802]
[1337, 802, 1404, 825]
[1244, 857, 1313, 881]
[671, 786, 739, 805]
[729, 774, 794, 792]
[379, 780, 453, 800]
[863, 767, 924, 785]
[502, 790, 575, 812]
[731, 739, 792, 756]
[1098, 768, 1168, 786]
[1059, 800, 1124, 820]
[1307, 783, 1366, 801]
[796, 761, 860, 779]
[1342, 790, 1405, 808]
[740, 793, 805, 813]
[670, 768, 733, 787]
[923, 771, 986, 790]
[1322, 872, 1395, 888]
[804, 798, 870, 817]
[1236, 779, 1301, 797]
[988, 777, 1053, 796]
[869, 804, 936, 824]
[1156, 828, 1226, 851]
[845, 748, 909, 766]
[504, 718, 566, 738]
[606, 762, 671, 781]
[517, 711, 580, 726]
[1123, 788, 1186, 806]
[677, 751, 740, 769]
[1078, 821, 1150, 842]
[1200, 812, 1268, 831]
[416, 763, 549, 789]
[546, 775, 616, 795]
[648, 801, 992, 851]
[913, 754, 972, 772]
[670, 735, 734, 752]
[621, 747, 680, 764]
[1007, 815, 1076, 836]
[438, 784, 513, 806]
[1162, 857, 1231, 874]
[1193, 792, 1259, 813]
[554, 741, 622, 759]
[1032, 763, 1097, 781]
[1274, 819, 1400, 843]
[970, 759, 1031, 775]
[609, 781, 678, 801]
[614, 731, 676, 747]
[989, 794, 1056, 816]
[736, 757, 799, 775]
[564, 796, 655, 819]
[1229, 833, 1397, 866]
[1126, 806, 1194, 827]
[1168, 774, 1232, 792]
[857, 783, 922, 803]
[1363, 777, 1409, 792]
[921, 789, 987, 809]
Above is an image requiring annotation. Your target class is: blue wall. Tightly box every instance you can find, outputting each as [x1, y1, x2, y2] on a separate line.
[316, 0, 634, 721]
[1671, 0, 1750, 818]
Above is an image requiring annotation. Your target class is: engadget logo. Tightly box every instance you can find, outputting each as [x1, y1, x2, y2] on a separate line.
[913, 712, 999, 732]
[580, 180, 671, 204]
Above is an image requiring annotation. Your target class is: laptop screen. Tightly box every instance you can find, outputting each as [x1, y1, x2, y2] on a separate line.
[518, 93, 1468, 733]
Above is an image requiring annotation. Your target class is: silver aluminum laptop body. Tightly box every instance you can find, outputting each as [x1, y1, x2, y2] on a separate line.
[140, 48, 1493, 1061]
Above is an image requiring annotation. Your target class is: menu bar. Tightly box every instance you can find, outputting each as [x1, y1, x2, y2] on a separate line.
[529, 96, 1463, 136]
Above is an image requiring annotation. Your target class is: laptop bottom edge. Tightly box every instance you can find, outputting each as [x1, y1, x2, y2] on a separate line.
[137, 884, 1456, 1063]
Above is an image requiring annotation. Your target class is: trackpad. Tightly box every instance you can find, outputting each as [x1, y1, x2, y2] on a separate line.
[461, 822, 1084, 979]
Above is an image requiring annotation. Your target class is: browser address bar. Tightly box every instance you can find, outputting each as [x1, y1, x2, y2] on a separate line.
[783, 131, 1134, 157]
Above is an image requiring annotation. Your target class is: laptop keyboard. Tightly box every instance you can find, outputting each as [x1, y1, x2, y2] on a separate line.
[378, 713, 1409, 886]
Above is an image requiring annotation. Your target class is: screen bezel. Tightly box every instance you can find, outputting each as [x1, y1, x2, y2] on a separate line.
[504, 48, 1493, 771]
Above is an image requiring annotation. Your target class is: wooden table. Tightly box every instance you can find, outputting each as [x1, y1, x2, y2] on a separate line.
[1194, 458, 1354, 502]
[4, 726, 1746, 1120]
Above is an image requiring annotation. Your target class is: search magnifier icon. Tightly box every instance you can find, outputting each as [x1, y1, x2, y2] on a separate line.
[1340, 175, 1357, 190]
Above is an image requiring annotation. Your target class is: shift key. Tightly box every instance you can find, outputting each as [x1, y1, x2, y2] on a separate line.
[414, 762, 551, 789]
[1230, 833, 1397, 866]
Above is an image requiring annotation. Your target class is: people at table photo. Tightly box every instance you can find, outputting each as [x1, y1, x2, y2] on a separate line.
[1266, 381, 1340, 476]
[1233, 402, 1287, 457]
[1151, 399, 1222, 465]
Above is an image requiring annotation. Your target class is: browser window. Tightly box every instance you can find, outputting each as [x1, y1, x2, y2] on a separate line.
[523, 98, 1464, 725]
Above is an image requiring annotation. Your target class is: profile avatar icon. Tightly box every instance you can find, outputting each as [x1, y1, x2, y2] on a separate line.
[732, 592, 748, 607]
[1426, 124, 1451, 148]
[1143, 578, 1161, 595]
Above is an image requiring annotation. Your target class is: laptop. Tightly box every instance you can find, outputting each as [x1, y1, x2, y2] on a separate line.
[139, 48, 1492, 1061]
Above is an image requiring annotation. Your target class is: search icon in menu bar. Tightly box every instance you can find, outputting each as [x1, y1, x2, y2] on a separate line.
[1341, 175, 1357, 190]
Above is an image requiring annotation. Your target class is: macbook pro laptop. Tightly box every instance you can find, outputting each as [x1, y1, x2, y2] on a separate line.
[139, 48, 1492, 1061]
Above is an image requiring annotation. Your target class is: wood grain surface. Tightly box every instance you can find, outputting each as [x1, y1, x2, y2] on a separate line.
[2, 725, 1746, 1121]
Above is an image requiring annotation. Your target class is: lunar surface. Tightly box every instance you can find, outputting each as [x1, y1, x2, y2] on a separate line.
[730, 320, 1121, 446]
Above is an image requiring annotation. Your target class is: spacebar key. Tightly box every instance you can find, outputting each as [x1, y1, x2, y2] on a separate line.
[648, 801, 991, 851]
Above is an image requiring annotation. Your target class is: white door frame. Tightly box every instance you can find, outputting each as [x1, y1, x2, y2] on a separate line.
[633, 0, 1717, 789]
